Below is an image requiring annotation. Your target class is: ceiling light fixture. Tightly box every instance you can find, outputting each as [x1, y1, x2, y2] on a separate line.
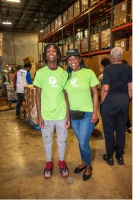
[2, 21, 12, 25]
[6, 0, 20, 2]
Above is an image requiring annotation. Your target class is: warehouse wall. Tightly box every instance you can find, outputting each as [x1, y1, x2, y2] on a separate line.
[2, 32, 38, 66]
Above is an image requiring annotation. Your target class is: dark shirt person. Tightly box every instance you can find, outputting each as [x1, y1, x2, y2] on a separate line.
[100, 47, 132, 166]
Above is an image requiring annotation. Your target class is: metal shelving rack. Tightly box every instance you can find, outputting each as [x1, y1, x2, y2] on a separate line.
[38, 0, 132, 61]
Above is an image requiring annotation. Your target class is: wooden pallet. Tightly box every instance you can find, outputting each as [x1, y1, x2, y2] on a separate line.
[0, 97, 11, 111]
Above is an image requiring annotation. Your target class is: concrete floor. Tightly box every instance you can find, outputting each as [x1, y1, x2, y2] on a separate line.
[0, 104, 132, 199]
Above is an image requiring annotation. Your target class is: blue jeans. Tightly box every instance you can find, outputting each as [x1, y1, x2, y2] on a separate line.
[71, 112, 95, 166]
[16, 93, 24, 116]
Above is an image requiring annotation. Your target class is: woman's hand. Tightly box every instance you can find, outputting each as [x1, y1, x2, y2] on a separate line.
[91, 112, 98, 124]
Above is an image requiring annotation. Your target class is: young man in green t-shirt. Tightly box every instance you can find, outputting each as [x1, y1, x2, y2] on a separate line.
[34, 44, 70, 179]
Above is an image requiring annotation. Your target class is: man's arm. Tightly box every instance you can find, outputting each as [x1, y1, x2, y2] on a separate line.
[34, 86, 44, 128]
[26, 72, 32, 84]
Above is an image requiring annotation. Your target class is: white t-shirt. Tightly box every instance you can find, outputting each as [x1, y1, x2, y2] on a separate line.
[97, 74, 103, 90]
[16, 69, 28, 93]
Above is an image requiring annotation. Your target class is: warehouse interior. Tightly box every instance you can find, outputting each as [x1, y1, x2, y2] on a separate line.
[0, 0, 132, 199]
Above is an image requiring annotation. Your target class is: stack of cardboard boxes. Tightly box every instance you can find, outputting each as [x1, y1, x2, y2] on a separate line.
[114, 0, 131, 26]
[90, 33, 100, 51]
[101, 28, 111, 49]
[23, 56, 37, 80]
[6, 84, 17, 101]
[24, 85, 38, 125]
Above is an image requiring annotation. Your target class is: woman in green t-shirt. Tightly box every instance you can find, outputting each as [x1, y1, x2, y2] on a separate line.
[65, 49, 99, 181]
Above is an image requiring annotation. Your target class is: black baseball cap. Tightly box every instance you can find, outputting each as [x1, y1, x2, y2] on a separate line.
[66, 49, 80, 58]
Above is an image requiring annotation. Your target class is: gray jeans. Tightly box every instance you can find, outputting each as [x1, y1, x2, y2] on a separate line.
[41, 119, 68, 162]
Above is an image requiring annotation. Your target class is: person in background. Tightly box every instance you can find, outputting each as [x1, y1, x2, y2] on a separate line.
[100, 47, 132, 166]
[96, 58, 111, 129]
[122, 59, 132, 132]
[16, 63, 32, 117]
[13, 65, 23, 90]
[34, 44, 70, 179]
[97, 58, 111, 100]
[64, 49, 99, 181]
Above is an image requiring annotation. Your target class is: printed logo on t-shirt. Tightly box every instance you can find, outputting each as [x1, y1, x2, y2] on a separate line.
[70, 78, 79, 87]
[48, 76, 59, 88]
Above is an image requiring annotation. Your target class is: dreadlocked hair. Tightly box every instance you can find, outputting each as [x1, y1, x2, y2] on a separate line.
[43, 43, 61, 66]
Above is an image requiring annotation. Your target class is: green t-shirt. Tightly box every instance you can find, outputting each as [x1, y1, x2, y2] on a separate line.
[65, 68, 99, 112]
[34, 66, 68, 120]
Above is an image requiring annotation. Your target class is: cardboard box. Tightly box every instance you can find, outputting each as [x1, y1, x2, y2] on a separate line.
[74, 0, 81, 18]
[55, 15, 62, 30]
[92, 54, 110, 77]
[81, 0, 90, 13]
[51, 21, 55, 33]
[69, 43, 74, 50]
[114, 38, 129, 51]
[75, 40, 81, 52]
[68, 5, 74, 22]
[63, 44, 69, 56]
[30, 62, 37, 79]
[81, 37, 89, 53]
[101, 28, 111, 49]
[47, 24, 51, 35]
[63, 10, 68, 25]
[114, 0, 131, 26]
[91, 0, 99, 7]
[90, 33, 100, 51]
[23, 56, 34, 64]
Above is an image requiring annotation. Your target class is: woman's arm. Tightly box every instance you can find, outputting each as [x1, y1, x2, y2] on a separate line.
[64, 89, 70, 128]
[100, 84, 110, 104]
[91, 86, 99, 123]
[128, 82, 132, 100]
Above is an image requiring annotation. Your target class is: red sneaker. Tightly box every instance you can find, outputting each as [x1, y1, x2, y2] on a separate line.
[58, 160, 69, 177]
[44, 161, 53, 179]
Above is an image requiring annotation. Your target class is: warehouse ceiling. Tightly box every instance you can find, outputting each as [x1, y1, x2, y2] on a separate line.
[0, 0, 77, 33]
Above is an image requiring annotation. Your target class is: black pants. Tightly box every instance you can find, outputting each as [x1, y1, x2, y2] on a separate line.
[16, 93, 24, 116]
[101, 93, 129, 157]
